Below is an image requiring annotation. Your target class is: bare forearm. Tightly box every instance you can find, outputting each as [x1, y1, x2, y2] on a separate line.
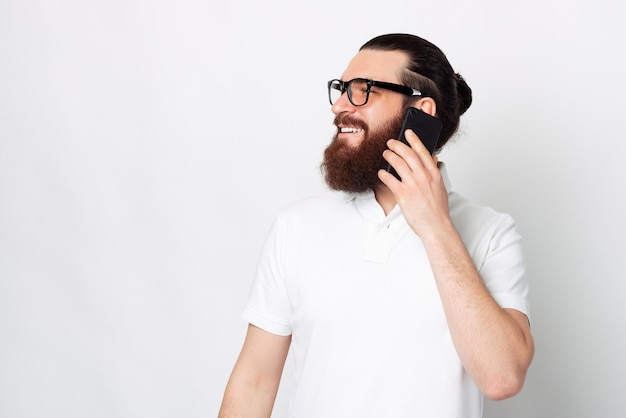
[377, 133, 533, 397]
[422, 223, 534, 399]
[218, 376, 278, 418]
[219, 325, 290, 418]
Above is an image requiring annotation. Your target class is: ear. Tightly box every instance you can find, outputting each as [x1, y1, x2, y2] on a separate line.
[414, 97, 437, 117]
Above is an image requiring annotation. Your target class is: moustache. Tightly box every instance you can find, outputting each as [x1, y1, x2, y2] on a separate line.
[333, 113, 368, 131]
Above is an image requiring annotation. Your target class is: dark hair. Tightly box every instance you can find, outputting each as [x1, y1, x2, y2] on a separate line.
[360, 33, 472, 151]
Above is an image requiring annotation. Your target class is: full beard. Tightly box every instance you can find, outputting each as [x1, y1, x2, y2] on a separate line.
[321, 110, 404, 193]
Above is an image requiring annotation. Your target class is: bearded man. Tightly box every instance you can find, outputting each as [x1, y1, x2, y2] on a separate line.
[219, 33, 534, 418]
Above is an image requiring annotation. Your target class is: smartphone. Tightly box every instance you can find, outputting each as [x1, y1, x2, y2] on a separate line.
[385, 107, 442, 180]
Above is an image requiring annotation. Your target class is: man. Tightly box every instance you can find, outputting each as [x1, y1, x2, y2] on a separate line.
[219, 33, 534, 418]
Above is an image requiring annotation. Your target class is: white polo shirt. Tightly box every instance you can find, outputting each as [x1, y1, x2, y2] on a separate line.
[243, 164, 529, 418]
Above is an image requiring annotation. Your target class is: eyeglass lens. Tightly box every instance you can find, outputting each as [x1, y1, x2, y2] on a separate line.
[329, 79, 370, 106]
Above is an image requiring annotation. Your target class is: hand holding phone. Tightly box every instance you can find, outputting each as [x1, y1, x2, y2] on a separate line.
[385, 107, 442, 180]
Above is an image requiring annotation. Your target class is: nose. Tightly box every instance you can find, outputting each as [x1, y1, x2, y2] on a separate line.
[330, 91, 355, 115]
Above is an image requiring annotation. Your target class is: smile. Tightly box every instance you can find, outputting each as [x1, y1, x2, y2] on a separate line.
[340, 127, 364, 133]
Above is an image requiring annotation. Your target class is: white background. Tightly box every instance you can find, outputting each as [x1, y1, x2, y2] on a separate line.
[1, 0, 625, 417]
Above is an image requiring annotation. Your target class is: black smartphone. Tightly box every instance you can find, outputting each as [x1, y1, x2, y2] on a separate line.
[385, 107, 442, 180]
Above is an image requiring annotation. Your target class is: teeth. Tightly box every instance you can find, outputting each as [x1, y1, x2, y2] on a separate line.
[340, 127, 364, 133]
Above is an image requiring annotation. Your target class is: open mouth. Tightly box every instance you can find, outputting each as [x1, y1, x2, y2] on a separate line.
[339, 127, 364, 133]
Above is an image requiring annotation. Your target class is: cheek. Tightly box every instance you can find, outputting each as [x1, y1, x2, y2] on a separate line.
[370, 111, 405, 140]
[362, 100, 405, 132]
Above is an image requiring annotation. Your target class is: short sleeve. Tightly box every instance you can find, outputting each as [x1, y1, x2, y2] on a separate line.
[479, 215, 530, 319]
[242, 216, 293, 336]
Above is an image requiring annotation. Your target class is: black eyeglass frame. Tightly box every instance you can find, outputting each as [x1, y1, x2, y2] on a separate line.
[327, 78, 422, 106]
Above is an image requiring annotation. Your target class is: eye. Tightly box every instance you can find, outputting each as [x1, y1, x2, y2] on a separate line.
[351, 80, 369, 93]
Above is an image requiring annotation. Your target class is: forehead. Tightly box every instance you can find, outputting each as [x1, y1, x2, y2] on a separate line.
[341, 49, 409, 83]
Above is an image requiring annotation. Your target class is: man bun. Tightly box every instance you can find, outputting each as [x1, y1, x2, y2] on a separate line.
[455, 73, 473, 116]
[361, 34, 472, 151]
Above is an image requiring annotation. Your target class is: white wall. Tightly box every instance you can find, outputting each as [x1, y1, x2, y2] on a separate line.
[1, 0, 624, 417]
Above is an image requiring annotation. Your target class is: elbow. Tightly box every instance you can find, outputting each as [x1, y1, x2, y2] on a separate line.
[482, 379, 524, 401]
[480, 368, 528, 401]
[481, 337, 534, 400]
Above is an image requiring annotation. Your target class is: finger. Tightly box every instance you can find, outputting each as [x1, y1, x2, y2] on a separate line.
[404, 130, 439, 172]
[386, 138, 414, 160]
[382, 147, 409, 177]
[404, 129, 430, 157]
[382, 146, 421, 186]
[386, 137, 424, 175]
[378, 168, 402, 189]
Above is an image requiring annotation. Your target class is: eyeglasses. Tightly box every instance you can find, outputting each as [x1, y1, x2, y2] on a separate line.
[327, 78, 421, 106]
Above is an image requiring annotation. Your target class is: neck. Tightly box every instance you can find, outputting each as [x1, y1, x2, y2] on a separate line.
[373, 185, 397, 216]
